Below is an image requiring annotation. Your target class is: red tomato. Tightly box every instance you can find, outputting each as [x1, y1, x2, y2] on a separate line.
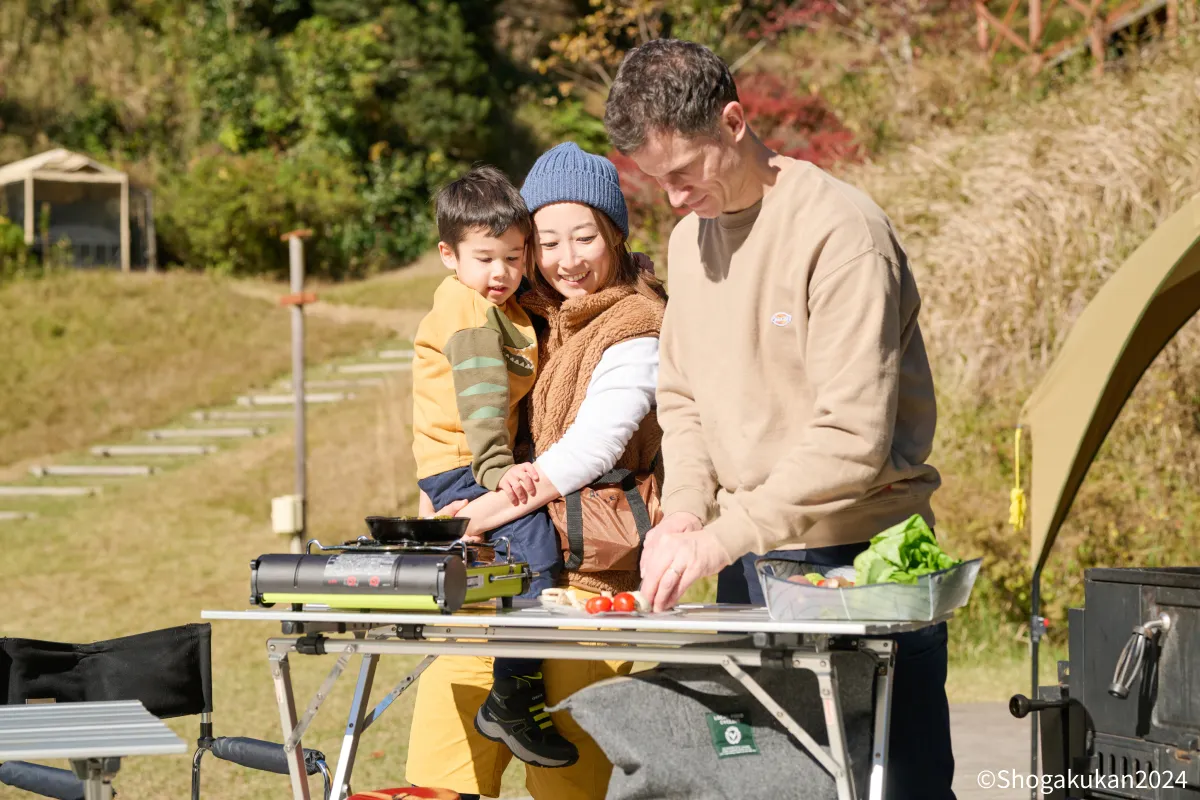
[612, 593, 637, 613]
[586, 596, 612, 614]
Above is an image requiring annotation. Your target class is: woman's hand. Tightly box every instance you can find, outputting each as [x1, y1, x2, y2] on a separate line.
[497, 463, 540, 505]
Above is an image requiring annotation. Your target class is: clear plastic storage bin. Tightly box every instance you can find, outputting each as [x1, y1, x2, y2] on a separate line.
[755, 557, 983, 622]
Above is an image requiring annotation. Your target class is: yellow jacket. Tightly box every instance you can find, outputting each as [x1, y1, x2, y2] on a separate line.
[412, 276, 537, 489]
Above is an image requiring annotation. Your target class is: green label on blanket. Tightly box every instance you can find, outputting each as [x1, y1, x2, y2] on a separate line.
[706, 712, 759, 758]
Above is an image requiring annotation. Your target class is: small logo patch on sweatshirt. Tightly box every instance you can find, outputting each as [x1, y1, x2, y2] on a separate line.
[770, 311, 792, 327]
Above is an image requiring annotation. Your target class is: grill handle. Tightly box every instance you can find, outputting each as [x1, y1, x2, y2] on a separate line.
[1109, 612, 1171, 699]
[1009, 694, 1068, 719]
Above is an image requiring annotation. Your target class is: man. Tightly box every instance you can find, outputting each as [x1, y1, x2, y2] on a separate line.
[604, 39, 955, 798]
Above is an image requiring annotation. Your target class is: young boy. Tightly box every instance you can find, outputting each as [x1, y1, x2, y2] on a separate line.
[411, 165, 576, 769]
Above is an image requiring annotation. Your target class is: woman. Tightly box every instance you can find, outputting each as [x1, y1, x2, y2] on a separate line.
[405, 142, 666, 800]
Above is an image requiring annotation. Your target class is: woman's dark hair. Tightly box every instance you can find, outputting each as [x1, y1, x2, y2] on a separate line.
[529, 205, 666, 301]
[604, 39, 740, 155]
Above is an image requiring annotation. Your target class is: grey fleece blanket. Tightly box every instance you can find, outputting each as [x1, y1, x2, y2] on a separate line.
[553, 650, 877, 800]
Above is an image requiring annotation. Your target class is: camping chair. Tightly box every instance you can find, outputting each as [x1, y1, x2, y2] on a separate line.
[0, 623, 331, 800]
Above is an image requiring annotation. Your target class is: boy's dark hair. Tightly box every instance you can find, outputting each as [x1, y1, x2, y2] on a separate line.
[604, 39, 739, 155]
[435, 165, 532, 251]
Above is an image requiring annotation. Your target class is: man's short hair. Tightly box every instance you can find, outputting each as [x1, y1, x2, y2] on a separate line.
[604, 39, 740, 155]
[435, 165, 532, 251]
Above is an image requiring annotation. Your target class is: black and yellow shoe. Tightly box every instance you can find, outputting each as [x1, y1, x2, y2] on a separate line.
[473, 673, 579, 768]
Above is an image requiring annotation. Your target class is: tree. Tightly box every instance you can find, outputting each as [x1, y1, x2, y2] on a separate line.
[172, 0, 503, 274]
[533, 0, 766, 96]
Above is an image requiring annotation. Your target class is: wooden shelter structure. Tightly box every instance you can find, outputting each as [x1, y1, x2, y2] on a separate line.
[973, 0, 1195, 73]
[0, 149, 156, 271]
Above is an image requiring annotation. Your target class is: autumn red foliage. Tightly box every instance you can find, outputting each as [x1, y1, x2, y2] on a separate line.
[735, 72, 862, 166]
[750, 0, 975, 42]
[751, 0, 841, 39]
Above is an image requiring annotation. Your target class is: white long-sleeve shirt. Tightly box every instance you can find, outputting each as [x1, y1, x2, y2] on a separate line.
[534, 337, 659, 495]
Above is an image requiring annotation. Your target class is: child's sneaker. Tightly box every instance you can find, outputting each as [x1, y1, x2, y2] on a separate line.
[473, 673, 579, 768]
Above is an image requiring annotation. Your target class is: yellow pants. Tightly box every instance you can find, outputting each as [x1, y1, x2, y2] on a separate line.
[404, 613, 632, 798]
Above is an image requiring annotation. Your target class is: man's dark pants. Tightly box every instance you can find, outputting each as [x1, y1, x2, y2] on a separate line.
[717, 542, 957, 800]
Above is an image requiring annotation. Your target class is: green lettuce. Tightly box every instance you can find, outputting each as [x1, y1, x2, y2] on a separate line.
[853, 515, 960, 585]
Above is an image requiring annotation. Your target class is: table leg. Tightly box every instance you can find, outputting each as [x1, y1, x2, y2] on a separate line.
[815, 666, 857, 800]
[82, 777, 113, 800]
[269, 651, 312, 800]
[287, 648, 355, 751]
[719, 657, 851, 797]
[864, 641, 895, 800]
[361, 655, 436, 733]
[72, 757, 120, 800]
[331, 652, 378, 800]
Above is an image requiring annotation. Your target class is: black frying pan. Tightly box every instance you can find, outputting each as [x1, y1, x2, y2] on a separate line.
[364, 515, 468, 544]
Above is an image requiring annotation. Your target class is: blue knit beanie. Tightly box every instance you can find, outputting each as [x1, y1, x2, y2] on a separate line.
[520, 142, 629, 239]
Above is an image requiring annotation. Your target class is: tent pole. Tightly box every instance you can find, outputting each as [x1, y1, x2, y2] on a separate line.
[1030, 564, 1043, 799]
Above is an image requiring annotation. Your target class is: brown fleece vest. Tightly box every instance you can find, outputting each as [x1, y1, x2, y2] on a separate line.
[521, 276, 665, 594]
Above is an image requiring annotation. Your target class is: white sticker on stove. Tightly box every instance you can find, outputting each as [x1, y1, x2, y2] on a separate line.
[323, 554, 394, 587]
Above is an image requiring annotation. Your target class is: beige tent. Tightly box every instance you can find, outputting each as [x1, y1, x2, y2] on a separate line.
[0, 148, 155, 271]
[1019, 192, 1200, 572]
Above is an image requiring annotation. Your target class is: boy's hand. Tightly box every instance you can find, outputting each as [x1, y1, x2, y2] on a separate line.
[433, 498, 483, 542]
[418, 489, 435, 518]
[497, 463, 540, 505]
[437, 499, 470, 517]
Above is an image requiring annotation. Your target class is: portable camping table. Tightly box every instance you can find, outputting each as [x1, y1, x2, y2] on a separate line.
[202, 605, 949, 800]
[0, 699, 187, 800]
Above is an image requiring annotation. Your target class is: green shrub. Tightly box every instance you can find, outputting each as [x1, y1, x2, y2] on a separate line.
[339, 148, 464, 271]
[171, 0, 498, 274]
[541, 98, 612, 155]
[158, 150, 364, 278]
[0, 215, 30, 280]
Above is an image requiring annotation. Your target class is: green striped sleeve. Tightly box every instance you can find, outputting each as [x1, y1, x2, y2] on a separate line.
[444, 327, 513, 490]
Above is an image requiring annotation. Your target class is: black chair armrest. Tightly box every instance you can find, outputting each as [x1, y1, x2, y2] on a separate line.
[0, 761, 87, 800]
[210, 737, 327, 776]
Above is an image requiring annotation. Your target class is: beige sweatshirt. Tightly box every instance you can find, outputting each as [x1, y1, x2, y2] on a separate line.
[658, 158, 941, 561]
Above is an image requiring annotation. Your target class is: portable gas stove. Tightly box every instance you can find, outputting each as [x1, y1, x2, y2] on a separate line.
[249, 517, 531, 614]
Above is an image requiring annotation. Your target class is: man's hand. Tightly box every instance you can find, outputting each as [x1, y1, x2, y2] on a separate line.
[497, 463, 540, 505]
[639, 512, 733, 612]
